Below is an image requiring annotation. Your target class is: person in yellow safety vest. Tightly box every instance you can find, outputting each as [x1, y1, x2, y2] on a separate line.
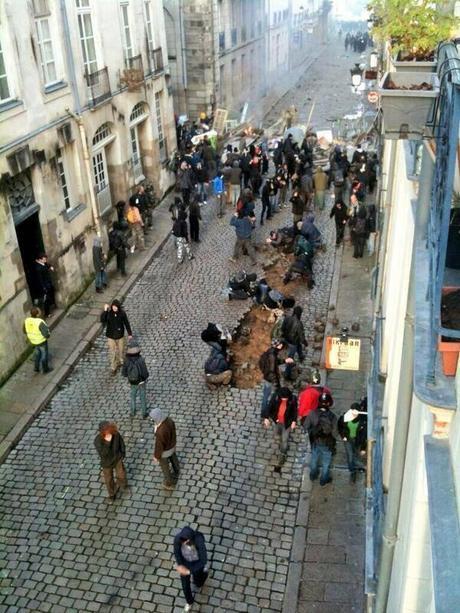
[23, 307, 52, 374]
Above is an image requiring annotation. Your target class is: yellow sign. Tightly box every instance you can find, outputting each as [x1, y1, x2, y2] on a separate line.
[325, 336, 361, 371]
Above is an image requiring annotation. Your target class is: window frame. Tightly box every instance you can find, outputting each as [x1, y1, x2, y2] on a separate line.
[56, 154, 72, 211]
[35, 16, 58, 86]
[76, 1, 98, 76]
[144, 0, 155, 51]
[0, 37, 12, 103]
[120, 1, 134, 64]
[154, 91, 165, 155]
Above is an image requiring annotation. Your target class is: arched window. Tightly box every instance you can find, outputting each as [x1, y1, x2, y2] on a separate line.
[92, 123, 112, 147]
[130, 102, 148, 122]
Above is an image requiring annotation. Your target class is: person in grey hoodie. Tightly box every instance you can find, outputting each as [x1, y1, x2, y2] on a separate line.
[121, 338, 149, 417]
[93, 236, 107, 293]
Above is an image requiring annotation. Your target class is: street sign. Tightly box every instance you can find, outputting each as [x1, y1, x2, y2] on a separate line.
[367, 91, 379, 104]
[325, 336, 361, 371]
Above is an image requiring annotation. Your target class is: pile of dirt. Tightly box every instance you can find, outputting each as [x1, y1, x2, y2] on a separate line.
[230, 306, 276, 389]
[263, 253, 304, 293]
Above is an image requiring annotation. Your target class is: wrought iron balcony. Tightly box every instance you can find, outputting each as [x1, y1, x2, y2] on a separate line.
[85, 67, 111, 107]
[120, 54, 144, 91]
[149, 47, 164, 76]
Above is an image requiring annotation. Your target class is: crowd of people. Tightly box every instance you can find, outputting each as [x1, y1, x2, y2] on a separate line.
[344, 31, 373, 53]
[21, 125, 375, 611]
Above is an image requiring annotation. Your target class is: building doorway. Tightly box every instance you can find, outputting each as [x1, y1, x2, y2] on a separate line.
[15, 211, 45, 303]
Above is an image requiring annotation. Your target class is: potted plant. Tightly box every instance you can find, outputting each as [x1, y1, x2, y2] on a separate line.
[368, 0, 457, 71]
[377, 70, 439, 139]
[438, 287, 460, 376]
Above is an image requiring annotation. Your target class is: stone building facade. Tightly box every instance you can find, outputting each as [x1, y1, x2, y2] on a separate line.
[163, 0, 266, 121]
[0, 0, 177, 383]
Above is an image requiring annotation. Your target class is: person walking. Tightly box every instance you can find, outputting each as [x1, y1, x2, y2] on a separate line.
[92, 236, 107, 293]
[100, 300, 133, 374]
[281, 306, 307, 380]
[34, 254, 56, 317]
[304, 393, 340, 486]
[329, 200, 348, 246]
[177, 161, 195, 206]
[188, 198, 202, 243]
[298, 370, 332, 426]
[23, 307, 52, 373]
[172, 210, 194, 263]
[174, 526, 209, 612]
[150, 408, 180, 490]
[258, 339, 294, 415]
[211, 173, 225, 217]
[94, 421, 127, 501]
[108, 222, 128, 276]
[262, 386, 298, 464]
[126, 199, 145, 253]
[290, 190, 305, 226]
[229, 211, 257, 265]
[229, 160, 242, 208]
[338, 403, 367, 482]
[194, 162, 209, 204]
[350, 205, 368, 258]
[313, 167, 328, 210]
[260, 179, 274, 225]
[122, 338, 149, 417]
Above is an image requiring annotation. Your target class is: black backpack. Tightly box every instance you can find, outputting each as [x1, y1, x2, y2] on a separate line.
[354, 217, 367, 236]
[312, 411, 334, 440]
[126, 360, 141, 384]
[109, 231, 123, 251]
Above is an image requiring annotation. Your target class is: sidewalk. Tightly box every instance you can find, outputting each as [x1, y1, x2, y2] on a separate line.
[0, 196, 175, 462]
[296, 237, 373, 612]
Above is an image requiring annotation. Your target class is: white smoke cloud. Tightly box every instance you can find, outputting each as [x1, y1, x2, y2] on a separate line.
[333, 0, 369, 21]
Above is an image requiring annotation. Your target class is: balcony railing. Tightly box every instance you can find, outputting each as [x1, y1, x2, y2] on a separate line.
[120, 54, 144, 91]
[149, 47, 164, 75]
[85, 67, 111, 107]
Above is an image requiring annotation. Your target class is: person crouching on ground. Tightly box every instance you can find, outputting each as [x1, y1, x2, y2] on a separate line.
[204, 339, 232, 390]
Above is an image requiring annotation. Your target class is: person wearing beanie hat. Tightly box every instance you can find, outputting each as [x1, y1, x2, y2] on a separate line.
[303, 393, 340, 486]
[94, 421, 127, 501]
[298, 372, 332, 425]
[262, 387, 298, 465]
[338, 402, 367, 483]
[281, 306, 308, 380]
[101, 300, 133, 374]
[92, 236, 107, 293]
[122, 338, 149, 417]
[149, 409, 179, 490]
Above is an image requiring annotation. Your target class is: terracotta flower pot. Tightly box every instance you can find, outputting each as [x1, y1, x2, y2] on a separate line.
[438, 337, 460, 376]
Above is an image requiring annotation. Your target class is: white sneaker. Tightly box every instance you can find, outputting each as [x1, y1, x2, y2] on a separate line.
[184, 605, 192, 612]
[130, 246, 135, 254]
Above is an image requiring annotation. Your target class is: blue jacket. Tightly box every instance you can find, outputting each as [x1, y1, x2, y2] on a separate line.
[204, 342, 229, 374]
[212, 176, 224, 194]
[230, 216, 253, 239]
[173, 526, 207, 573]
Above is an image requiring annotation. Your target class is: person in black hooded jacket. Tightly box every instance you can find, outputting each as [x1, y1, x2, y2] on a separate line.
[262, 387, 297, 462]
[100, 300, 133, 374]
[122, 338, 149, 417]
[173, 526, 208, 610]
[172, 210, 194, 263]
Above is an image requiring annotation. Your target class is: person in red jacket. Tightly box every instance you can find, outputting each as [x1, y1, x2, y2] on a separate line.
[298, 370, 332, 427]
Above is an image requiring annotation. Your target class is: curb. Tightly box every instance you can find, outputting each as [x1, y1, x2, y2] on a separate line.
[0, 228, 172, 465]
[282, 242, 344, 613]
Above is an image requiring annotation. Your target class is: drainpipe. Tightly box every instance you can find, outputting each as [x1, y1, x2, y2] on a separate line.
[67, 110, 102, 238]
[374, 150, 428, 612]
[417, 143, 435, 241]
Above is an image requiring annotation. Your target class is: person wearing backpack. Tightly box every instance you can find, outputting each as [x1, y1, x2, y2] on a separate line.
[100, 300, 133, 374]
[350, 205, 368, 258]
[262, 387, 298, 463]
[259, 339, 294, 415]
[108, 221, 128, 276]
[281, 306, 308, 380]
[298, 370, 332, 426]
[126, 199, 145, 253]
[121, 338, 149, 417]
[304, 392, 340, 486]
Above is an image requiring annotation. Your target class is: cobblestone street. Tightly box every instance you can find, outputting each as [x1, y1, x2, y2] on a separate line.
[0, 42, 365, 612]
